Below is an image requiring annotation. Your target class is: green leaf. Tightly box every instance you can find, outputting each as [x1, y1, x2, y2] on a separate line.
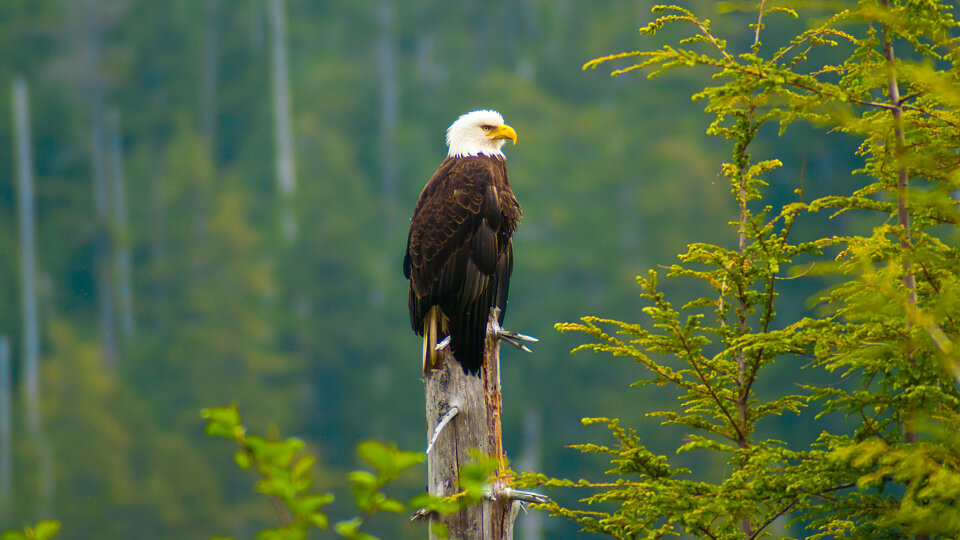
[458, 459, 496, 501]
[292, 493, 334, 516]
[204, 420, 235, 439]
[334, 517, 378, 540]
[430, 522, 449, 539]
[307, 513, 328, 529]
[393, 450, 426, 473]
[347, 470, 378, 490]
[348, 470, 378, 510]
[201, 405, 241, 429]
[334, 518, 360, 536]
[357, 441, 393, 474]
[378, 497, 405, 513]
[291, 456, 315, 479]
[245, 436, 304, 469]
[409, 492, 459, 514]
[31, 522, 60, 540]
[255, 526, 305, 540]
[0, 532, 28, 540]
[234, 449, 253, 470]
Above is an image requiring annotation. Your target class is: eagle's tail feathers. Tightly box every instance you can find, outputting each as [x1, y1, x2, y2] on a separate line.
[423, 307, 441, 374]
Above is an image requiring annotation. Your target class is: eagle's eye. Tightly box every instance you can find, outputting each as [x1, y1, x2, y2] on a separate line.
[481, 124, 494, 131]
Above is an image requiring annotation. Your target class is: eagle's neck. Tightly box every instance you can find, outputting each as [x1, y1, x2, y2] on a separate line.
[448, 148, 505, 159]
[446, 137, 507, 159]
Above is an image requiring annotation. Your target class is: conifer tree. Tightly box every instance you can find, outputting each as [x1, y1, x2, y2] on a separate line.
[520, 2, 960, 537]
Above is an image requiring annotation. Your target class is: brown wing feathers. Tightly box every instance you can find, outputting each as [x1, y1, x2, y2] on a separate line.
[405, 156, 519, 374]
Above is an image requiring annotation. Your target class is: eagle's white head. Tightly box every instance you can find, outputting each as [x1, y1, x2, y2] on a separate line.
[446, 109, 518, 159]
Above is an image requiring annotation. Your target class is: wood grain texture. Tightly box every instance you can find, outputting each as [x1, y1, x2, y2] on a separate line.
[425, 348, 490, 538]
[424, 308, 521, 539]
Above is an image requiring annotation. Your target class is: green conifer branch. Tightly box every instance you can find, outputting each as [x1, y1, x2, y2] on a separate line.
[540, 1, 960, 538]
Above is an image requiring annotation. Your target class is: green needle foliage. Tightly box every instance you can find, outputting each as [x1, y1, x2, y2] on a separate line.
[518, 1, 960, 538]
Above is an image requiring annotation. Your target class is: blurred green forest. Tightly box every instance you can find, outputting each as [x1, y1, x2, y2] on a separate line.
[0, 1, 865, 538]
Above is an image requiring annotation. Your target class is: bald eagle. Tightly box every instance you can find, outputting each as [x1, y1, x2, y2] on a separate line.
[403, 110, 522, 375]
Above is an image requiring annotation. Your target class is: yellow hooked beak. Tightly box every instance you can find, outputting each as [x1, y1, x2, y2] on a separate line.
[487, 124, 518, 145]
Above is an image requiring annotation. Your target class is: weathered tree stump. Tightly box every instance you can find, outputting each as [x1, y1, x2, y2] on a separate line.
[425, 348, 489, 538]
[423, 309, 542, 539]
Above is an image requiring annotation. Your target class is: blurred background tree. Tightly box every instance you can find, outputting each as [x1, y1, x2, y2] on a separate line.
[0, 1, 878, 538]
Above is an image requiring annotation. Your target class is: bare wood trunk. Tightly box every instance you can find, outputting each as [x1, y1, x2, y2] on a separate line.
[13, 76, 54, 516]
[92, 106, 118, 370]
[517, 407, 543, 540]
[106, 109, 135, 341]
[200, 0, 221, 150]
[13, 78, 40, 437]
[483, 321, 514, 538]
[424, 310, 522, 540]
[268, 0, 297, 240]
[376, 0, 399, 228]
[0, 336, 11, 508]
[425, 350, 490, 538]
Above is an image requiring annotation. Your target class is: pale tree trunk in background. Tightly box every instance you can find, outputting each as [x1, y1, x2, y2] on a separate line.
[412, 0, 442, 89]
[517, 407, 543, 540]
[200, 0, 220, 151]
[269, 0, 297, 240]
[67, 0, 118, 370]
[544, 0, 571, 64]
[106, 109, 135, 341]
[149, 149, 168, 332]
[412, 0, 445, 92]
[13, 77, 39, 446]
[370, 0, 400, 307]
[249, 0, 266, 53]
[0, 336, 11, 509]
[13, 77, 54, 516]
[515, 0, 538, 80]
[91, 103, 118, 369]
[376, 0, 399, 228]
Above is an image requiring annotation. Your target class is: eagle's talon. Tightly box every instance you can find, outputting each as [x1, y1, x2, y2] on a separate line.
[487, 308, 537, 353]
[498, 332, 535, 352]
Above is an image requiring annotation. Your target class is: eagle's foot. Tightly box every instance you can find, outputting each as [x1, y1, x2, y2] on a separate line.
[497, 328, 538, 352]
[487, 308, 538, 353]
[485, 485, 551, 504]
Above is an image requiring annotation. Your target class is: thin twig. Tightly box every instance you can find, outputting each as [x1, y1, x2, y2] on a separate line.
[902, 104, 960, 129]
[753, 0, 767, 49]
[749, 498, 798, 540]
[665, 298, 750, 445]
[271, 496, 292, 526]
[698, 525, 720, 540]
